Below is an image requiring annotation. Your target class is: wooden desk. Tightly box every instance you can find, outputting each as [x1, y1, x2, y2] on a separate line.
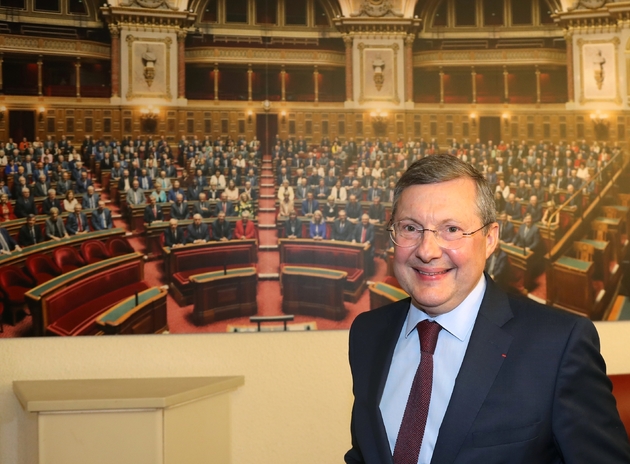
[576, 238, 612, 283]
[593, 216, 623, 261]
[500, 242, 535, 292]
[368, 282, 409, 310]
[551, 256, 603, 319]
[281, 266, 347, 320]
[96, 286, 168, 335]
[190, 267, 257, 325]
[13, 376, 244, 464]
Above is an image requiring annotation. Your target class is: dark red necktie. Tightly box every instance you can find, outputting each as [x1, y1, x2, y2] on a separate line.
[393, 320, 442, 464]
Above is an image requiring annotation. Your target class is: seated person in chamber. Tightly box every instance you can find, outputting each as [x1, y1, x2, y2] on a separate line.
[309, 210, 327, 240]
[164, 218, 185, 248]
[0, 225, 21, 254]
[212, 211, 232, 241]
[45, 207, 69, 241]
[236, 192, 254, 217]
[277, 191, 294, 221]
[66, 204, 90, 235]
[144, 196, 164, 225]
[234, 210, 256, 240]
[186, 214, 211, 244]
[0, 193, 16, 221]
[92, 200, 114, 231]
[18, 214, 43, 247]
[193, 192, 213, 219]
[284, 210, 302, 239]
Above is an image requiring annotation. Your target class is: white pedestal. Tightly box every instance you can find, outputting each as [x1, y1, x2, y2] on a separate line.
[13, 376, 244, 464]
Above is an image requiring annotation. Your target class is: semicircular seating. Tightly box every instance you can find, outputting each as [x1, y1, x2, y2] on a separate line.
[80, 240, 111, 265]
[53, 246, 86, 274]
[25, 254, 62, 286]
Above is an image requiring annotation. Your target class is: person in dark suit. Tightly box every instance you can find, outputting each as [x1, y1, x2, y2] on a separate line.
[284, 211, 302, 239]
[193, 192, 213, 218]
[212, 211, 232, 241]
[56, 171, 74, 197]
[512, 213, 542, 254]
[91, 200, 114, 230]
[18, 214, 44, 247]
[66, 204, 90, 235]
[496, 212, 515, 243]
[367, 196, 386, 225]
[169, 194, 190, 220]
[82, 186, 100, 210]
[352, 213, 375, 274]
[323, 196, 338, 221]
[345, 194, 362, 224]
[301, 192, 319, 217]
[485, 244, 510, 291]
[345, 155, 630, 464]
[163, 218, 185, 248]
[331, 210, 354, 242]
[0, 225, 21, 254]
[186, 214, 211, 244]
[504, 193, 522, 221]
[14, 188, 37, 218]
[524, 194, 543, 223]
[33, 174, 51, 197]
[41, 189, 62, 215]
[144, 196, 164, 225]
[215, 192, 235, 217]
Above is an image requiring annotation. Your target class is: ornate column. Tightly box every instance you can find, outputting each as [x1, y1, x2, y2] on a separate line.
[75, 58, 81, 98]
[565, 31, 574, 102]
[247, 64, 253, 102]
[535, 65, 541, 104]
[343, 35, 353, 102]
[439, 67, 444, 104]
[213, 63, 219, 101]
[281, 65, 286, 102]
[405, 34, 414, 102]
[0, 53, 4, 94]
[109, 24, 120, 98]
[503, 65, 509, 103]
[471, 66, 476, 104]
[37, 55, 43, 96]
[313, 65, 319, 103]
[177, 30, 186, 99]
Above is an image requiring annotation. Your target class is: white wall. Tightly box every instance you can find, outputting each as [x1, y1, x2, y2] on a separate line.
[1, 321, 629, 464]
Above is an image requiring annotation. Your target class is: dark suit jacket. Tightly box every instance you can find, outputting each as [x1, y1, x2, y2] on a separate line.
[186, 223, 211, 243]
[193, 201, 213, 218]
[504, 201, 522, 220]
[215, 200, 234, 217]
[18, 223, 44, 247]
[15, 196, 37, 218]
[331, 219, 354, 241]
[352, 223, 375, 246]
[66, 212, 90, 235]
[163, 227, 185, 247]
[345, 276, 630, 464]
[212, 220, 232, 241]
[512, 223, 542, 252]
[143, 204, 164, 224]
[91, 208, 113, 230]
[284, 218, 302, 238]
[0, 227, 18, 251]
[497, 220, 515, 243]
[170, 202, 190, 220]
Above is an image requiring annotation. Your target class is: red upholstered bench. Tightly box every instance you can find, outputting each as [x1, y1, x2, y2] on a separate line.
[47, 282, 149, 336]
[610, 374, 630, 436]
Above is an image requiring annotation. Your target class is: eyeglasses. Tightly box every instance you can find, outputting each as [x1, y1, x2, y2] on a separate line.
[387, 221, 492, 250]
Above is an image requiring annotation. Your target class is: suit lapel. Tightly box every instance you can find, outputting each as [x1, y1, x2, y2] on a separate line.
[431, 278, 514, 464]
[367, 299, 410, 464]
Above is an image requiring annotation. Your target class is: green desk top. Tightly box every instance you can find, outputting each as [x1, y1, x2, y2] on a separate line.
[283, 266, 347, 279]
[190, 267, 257, 283]
[26, 252, 139, 299]
[500, 243, 533, 257]
[370, 282, 409, 301]
[594, 216, 621, 226]
[0, 228, 124, 264]
[556, 256, 592, 272]
[97, 287, 163, 325]
[578, 239, 609, 250]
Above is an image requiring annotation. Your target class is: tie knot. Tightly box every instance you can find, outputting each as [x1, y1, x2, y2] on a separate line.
[417, 320, 441, 354]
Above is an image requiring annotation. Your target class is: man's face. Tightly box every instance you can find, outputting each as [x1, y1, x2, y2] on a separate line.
[27, 217, 36, 227]
[392, 178, 497, 317]
[170, 220, 177, 231]
[194, 215, 202, 226]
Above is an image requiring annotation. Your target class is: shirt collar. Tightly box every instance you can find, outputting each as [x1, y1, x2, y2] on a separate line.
[404, 274, 486, 342]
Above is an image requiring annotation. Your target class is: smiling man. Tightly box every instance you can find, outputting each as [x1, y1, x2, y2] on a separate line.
[345, 155, 630, 464]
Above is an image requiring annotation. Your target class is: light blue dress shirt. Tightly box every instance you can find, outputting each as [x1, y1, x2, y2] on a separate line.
[380, 275, 486, 464]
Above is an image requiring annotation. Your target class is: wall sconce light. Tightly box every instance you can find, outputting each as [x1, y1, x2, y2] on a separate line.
[502, 113, 509, 128]
[38, 107, 45, 121]
[140, 105, 159, 120]
[470, 113, 477, 127]
[247, 110, 253, 124]
[0, 106, 6, 120]
[370, 110, 389, 136]
[590, 110, 609, 126]
[280, 111, 286, 124]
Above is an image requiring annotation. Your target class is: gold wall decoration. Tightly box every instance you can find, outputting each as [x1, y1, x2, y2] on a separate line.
[126, 35, 172, 101]
[578, 37, 621, 105]
[358, 42, 400, 105]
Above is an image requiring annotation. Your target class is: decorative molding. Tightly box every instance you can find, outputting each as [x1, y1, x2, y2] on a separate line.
[120, 0, 178, 9]
[126, 35, 172, 101]
[185, 48, 345, 67]
[350, 0, 403, 18]
[567, 0, 609, 11]
[577, 36, 621, 105]
[0, 35, 110, 59]
[412, 48, 567, 68]
[358, 42, 400, 105]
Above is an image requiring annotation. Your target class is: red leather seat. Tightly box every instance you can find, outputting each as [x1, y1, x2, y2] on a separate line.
[25, 254, 62, 285]
[53, 246, 85, 274]
[610, 374, 630, 437]
[106, 237, 134, 257]
[0, 266, 34, 325]
[80, 240, 111, 264]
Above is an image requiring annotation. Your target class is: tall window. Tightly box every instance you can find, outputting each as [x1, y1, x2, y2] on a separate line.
[226, 0, 248, 23]
[68, 0, 87, 14]
[256, 0, 276, 25]
[202, 0, 218, 23]
[285, 0, 307, 26]
[0, 0, 25, 8]
[433, 0, 447, 27]
[314, 0, 329, 26]
[484, 0, 504, 26]
[455, 0, 476, 26]
[539, 0, 554, 24]
[35, 0, 59, 12]
[511, 0, 532, 25]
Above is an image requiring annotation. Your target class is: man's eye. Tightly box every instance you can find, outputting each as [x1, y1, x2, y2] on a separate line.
[445, 226, 461, 234]
[402, 224, 419, 233]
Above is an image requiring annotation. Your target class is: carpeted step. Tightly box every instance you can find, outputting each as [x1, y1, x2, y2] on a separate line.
[258, 224, 277, 229]
[258, 273, 280, 280]
[258, 244, 279, 251]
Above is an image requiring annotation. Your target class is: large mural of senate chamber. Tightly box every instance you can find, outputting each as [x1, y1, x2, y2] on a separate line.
[1, 0, 630, 337]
